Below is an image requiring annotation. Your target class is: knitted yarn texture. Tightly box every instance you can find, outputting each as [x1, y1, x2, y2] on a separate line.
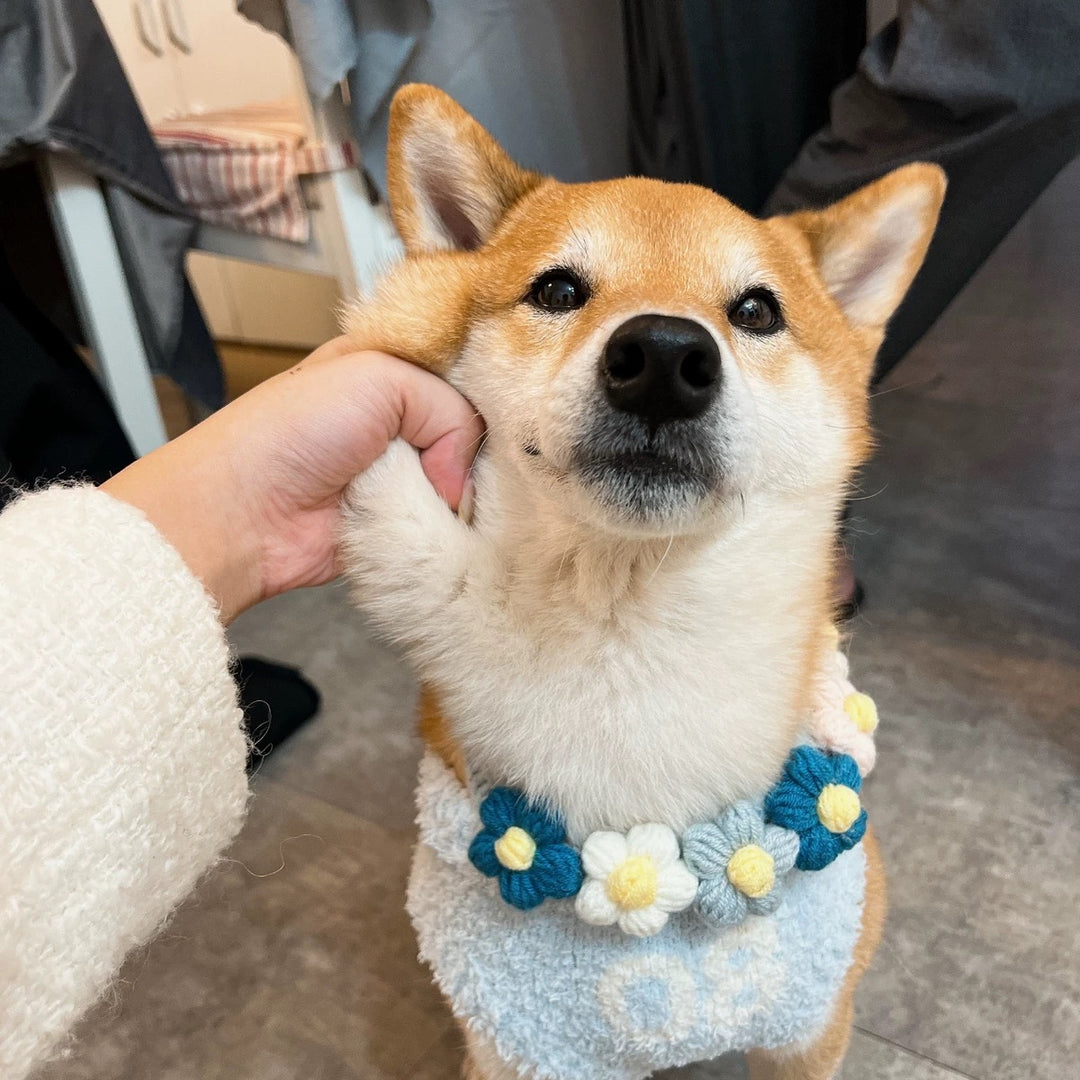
[409, 754, 867, 1080]
[0, 487, 250, 1080]
[683, 802, 800, 927]
[468, 787, 584, 909]
[765, 748, 867, 871]
[806, 647, 877, 775]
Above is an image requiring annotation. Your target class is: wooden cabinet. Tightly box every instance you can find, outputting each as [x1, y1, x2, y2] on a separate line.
[93, 0, 304, 125]
[93, 0, 188, 124]
[92, 0, 344, 348]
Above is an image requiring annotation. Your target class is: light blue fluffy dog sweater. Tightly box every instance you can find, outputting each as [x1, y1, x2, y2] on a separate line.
[407, 753, 867, 1080]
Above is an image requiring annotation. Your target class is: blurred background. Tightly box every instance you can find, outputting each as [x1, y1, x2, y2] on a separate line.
[3, 1, 1077, 1078]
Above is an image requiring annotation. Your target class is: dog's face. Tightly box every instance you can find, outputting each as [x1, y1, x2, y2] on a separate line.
[350, 86, 945, 538]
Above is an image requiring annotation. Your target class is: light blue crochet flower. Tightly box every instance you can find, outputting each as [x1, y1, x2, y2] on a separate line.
[682, 802, 799, 927]
[468, 787, 583, 911]
[764, 746, 867, 871]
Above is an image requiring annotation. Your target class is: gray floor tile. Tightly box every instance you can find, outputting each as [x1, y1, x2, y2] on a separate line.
[863, 387, 1080, 516]
[841, 1032, 975, 1079]
[404, 1025, 465, 1080]
[848, 489, 1080, 650]
[651, 1031, 977, 1080]
[655, 1053, 748, 1079]
[614, 1029, 977, 1080]
[34, 782, 448, 1080]
[846, 618, 1080, 1080]
[230, 585, 424, 832]
[411, 1039, 751, 1079]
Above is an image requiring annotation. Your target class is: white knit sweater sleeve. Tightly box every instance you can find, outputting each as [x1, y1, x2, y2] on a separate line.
[0, 486, 249, 1079]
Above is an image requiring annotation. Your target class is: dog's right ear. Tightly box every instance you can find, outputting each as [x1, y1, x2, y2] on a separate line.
[786, 163, 946, 335]
[387, 84, 543, 254]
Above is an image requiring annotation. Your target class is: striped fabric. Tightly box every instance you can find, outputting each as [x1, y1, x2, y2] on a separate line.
[153, 100, 359, 243]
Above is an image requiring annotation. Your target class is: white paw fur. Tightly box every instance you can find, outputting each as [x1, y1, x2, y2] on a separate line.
[340, 437, 476, 655]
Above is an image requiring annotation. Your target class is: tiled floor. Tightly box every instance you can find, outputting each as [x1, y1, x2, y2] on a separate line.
[34, 158, 1080, 1080]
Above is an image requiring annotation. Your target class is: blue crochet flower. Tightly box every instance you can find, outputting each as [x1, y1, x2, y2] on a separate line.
[682, 801, 799, 927]
[468, 787, 584, 910]
[764, 746, 867, 871]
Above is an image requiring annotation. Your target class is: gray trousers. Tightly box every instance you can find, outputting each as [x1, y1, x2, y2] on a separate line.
[765, 0, 1080, 377]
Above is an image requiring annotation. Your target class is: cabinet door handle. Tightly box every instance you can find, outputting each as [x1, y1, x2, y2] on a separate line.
[161, 0, 193, 54]
[134, 0, 164, 55]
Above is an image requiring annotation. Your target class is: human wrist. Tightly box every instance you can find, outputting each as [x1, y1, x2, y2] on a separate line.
[101, 437, 261, 624]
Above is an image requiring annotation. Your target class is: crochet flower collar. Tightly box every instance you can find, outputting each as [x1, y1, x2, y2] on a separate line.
[466, 635, 879, 938]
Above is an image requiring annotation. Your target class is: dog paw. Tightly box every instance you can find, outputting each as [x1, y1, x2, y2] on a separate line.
[341, 437, 459, 571]
[340, 438, 471, 631]
[342, 437, 432, 524]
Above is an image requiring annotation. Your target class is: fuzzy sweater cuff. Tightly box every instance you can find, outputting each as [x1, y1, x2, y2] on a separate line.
[0, 486, 250, 1079]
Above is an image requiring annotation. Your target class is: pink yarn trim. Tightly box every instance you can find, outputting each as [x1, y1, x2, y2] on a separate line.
[805, 648, 877, 776]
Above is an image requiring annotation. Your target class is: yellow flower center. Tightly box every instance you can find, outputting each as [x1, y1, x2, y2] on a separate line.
[817, 784, 861, 833]
[494, 826, 536, 872]
[606, 855, 659, 910]
[725, 843, 776, 899]
[843, 691, 878, 733]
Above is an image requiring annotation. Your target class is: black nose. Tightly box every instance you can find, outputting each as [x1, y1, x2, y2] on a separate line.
[601, 315, 722, 427]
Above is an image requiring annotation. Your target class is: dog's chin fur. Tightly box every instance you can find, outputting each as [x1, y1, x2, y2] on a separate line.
[517, 448, 733, 541]
[567, 417, 730, 536]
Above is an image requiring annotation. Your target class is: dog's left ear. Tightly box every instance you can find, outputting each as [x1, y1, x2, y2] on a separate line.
[788, 163, 946, 332]
[387, 84, 544, 254]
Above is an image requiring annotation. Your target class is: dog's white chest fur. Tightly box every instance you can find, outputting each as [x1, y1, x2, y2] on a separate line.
[343, 438, 833, 840]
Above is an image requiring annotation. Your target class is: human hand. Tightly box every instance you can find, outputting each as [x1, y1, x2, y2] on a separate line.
[102, 338, 484, 623]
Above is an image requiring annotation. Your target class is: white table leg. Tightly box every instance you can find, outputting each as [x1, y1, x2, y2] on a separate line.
[39, 154, 167, 457]
[308, 87, 402, 299]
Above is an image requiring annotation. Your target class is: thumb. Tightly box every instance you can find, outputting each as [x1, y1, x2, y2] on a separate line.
[388, 361, 485, 511]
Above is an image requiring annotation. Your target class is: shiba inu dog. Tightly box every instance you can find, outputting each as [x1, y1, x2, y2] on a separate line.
[341, 84, 944, 1080]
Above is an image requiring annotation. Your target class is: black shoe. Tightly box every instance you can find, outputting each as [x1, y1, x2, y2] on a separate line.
[235, 656, 321, 771]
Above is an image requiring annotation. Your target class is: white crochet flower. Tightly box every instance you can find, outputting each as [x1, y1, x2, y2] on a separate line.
[575, 823, 698, 937]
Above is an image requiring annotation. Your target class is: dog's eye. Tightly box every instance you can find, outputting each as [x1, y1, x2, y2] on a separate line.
[529, 270, 587, 312]
[729, 289, 783, 334]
